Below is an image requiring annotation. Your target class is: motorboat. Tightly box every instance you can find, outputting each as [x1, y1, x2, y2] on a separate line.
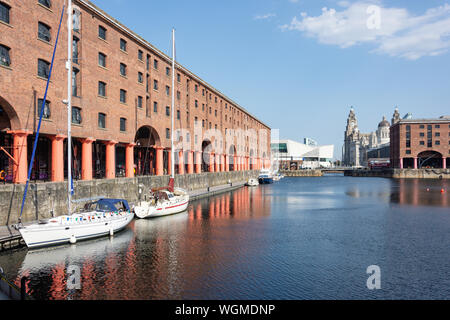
[18, 199, 134, 249]
[134, 186, 189, 219]
[245, 178, 259, 187]
[258, 169, 273, 184]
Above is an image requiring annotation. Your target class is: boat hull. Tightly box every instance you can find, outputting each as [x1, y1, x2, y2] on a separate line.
[19, 211, 134, 249]
[134, 196, 189, 219]
[258, 177, 273, 184]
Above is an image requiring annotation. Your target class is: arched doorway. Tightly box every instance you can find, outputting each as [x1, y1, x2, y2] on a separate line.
[0, 97, 20, 183]
[418, 151, 443, 169]
[228, 145, 236, 171]
[134, 126, 161, 176]
[202, 139, 212, 172]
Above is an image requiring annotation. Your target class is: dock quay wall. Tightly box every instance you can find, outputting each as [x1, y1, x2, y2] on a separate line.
[280, 170, 323, 177]
[344, 168, 450, 179]
[0, 171, 258, 225]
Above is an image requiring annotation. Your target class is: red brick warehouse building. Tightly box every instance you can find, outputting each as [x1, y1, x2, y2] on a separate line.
[390, 116, 450, 169]
[0, 0, 271, 184]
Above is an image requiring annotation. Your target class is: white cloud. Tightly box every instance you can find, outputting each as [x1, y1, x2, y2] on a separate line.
[281, 2, 450, 60]
[254, 13, 277, 21]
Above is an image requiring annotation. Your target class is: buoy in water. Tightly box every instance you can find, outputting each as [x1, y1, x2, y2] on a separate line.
[441, 188, 445, 193]
[70, 235, 77, 244]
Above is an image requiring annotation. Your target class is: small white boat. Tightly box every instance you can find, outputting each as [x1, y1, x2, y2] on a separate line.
[134, 186, 189, 219]
[19, 199, 134, 249]
[258, 169, 274, 184]
[245, 178, 259, 186]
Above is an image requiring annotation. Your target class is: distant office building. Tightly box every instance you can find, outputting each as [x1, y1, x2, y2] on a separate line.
[271, 139, 334, 170]
[343, 107, 398, 167]
[390, 116, 450, 169]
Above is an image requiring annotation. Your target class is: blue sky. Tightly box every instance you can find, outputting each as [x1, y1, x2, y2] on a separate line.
[91, 0, 450, 159]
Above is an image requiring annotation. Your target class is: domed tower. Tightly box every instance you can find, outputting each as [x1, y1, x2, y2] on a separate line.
[377, 116, 390, 145]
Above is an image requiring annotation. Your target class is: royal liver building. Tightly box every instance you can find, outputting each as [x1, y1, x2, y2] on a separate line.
[343, 107, 399, 167]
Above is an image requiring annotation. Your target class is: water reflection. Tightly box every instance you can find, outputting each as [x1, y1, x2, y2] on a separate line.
[391, 179, 450, 207]
[6, 186, 269, 300]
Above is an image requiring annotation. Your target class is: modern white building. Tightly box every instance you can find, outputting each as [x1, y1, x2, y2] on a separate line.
[271, 139, 334, 170]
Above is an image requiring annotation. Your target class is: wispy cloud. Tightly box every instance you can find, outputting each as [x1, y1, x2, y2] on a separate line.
[254, 13, 277, 21]
[280, 1, 450, 60]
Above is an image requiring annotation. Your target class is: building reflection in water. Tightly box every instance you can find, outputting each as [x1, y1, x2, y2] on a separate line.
[12, 186, 270, 300]
[391, 178, 449, 207]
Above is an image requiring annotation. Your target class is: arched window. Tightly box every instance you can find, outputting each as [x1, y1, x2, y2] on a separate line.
[0, 44, 10, 67]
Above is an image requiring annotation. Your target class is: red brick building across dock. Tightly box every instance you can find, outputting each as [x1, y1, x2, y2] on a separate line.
[0, 0, 271, 184]
[390, 117, 450, 169]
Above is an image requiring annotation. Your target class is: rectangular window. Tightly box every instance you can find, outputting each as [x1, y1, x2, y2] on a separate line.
[0, 45, 11, 67]
[72, 107, 82, 124]
[137, 96, 143, 108]
[98, 25, 106, 40]
[166, 85, 170, 96]
[194, 84, 198, 92]
[153, 101, 158, 113]
[166, 128, 170, 139]
[153, 79, 158, 91]
[420, 141, 425, 145]
[0, 2, 10, 24]
[98, 52, 106, 67]
[195, 100, 198, 108]
[406, 141, 410, 148]
[436, 141, 440, 145]
[435, 125, 440, 128]
[72, 68, 79, 96]
[120, 38, 127, 51]
[153, 59, 158, 69]
[38, 22, 51, 42]
[435, 132, 440, 137]
[120, 118, 126, 132]
[138, 72, 143, 83]
[120, 89, 127, 103]
[72, 36, 79, 64]
[177, 91, 180, 100]
[428, 140, 433, 148]
[39, 0, 52, 8]
[37, 99, 51, 119]
[177, 110, 180, 120]
[98, 113, 106, 128]
[120, 63, 127, 76]
[419, 124, 424, 129]
[72, 9, 80, 32]
[138, 49, 143, 61]
[420, 132, 425, 137]
[406, 125, 410, 131]
[98, 81, 106, 97]
[166, 67, 170, 76]
[146, 54, 150, 70]
[166, 106, 170, 116]
[406, 150, 411, 155]
[177, 73, 181, 82]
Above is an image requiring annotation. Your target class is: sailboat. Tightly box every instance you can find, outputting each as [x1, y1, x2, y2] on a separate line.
[134, 29, 189, 219]
[17, 1, 134, 249]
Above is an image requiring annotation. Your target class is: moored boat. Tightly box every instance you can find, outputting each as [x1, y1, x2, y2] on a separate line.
[134, 187, 189, 219]
[245, 178, 259, 186]
[19, 199, 134, 249]
[258, 169, 274, 184]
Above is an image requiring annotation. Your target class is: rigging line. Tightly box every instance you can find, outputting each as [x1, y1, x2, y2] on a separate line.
[19, 5, 65, 222]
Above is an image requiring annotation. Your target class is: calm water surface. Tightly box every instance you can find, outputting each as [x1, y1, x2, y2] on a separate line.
[0, 176, 449, 299]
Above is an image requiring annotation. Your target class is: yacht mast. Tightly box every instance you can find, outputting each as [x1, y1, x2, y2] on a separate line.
[67, 0, 73, 214]
[171, 28, 175, 179]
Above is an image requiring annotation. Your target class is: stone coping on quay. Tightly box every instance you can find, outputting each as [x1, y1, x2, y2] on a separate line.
[344, 168, 450, 179]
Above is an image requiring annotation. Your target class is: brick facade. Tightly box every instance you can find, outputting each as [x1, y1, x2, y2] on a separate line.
[0, 0, 271, 183]
[390, 119, 450, 169]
